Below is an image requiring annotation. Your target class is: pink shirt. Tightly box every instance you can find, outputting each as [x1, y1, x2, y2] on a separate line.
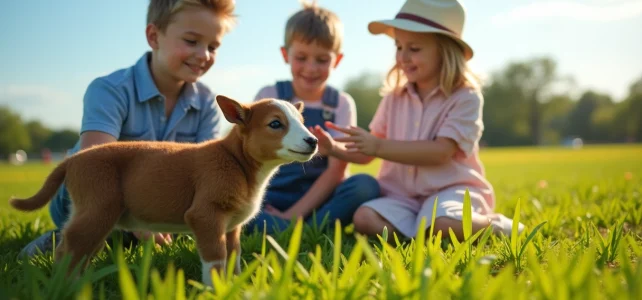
[369, 83, 495, 208]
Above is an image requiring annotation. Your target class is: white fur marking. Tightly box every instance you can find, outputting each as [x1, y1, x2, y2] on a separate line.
[201, 257, 226, 287]
[229, 162, 279, 229]
[272, 100, 317, 161]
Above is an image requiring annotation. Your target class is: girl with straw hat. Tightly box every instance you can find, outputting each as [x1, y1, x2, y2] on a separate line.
[311, 0, 525, 240]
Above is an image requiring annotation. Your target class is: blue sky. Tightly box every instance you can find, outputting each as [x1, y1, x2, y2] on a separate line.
[1, 0, 641, 130]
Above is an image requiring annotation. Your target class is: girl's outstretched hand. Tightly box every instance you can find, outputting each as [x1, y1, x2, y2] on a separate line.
[326, 122, 381, 156]
[310, 125, 336, 156]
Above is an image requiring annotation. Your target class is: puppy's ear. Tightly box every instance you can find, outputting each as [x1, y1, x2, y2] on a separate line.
[293, 101, 304, 113]
[216, 95, 250, 125]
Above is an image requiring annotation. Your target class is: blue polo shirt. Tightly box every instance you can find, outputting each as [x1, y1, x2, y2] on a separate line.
[68, 51, 222, 155]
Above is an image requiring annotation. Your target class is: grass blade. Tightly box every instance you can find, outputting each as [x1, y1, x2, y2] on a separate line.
[518, 221, 547, 258]
[332, 219, 341, 292]
[116, 247, 139, 300]
[511, 198, 521, 256]
[462, 189, 472, 241]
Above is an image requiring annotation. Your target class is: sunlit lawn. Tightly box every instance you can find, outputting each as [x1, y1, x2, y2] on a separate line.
[1, 144, 641, 299]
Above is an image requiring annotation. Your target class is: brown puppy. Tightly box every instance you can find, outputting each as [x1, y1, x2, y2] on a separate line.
[9, 95, 318, 285]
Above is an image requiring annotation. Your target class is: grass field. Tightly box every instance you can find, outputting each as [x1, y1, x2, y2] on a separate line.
[0, 144, 641, 299]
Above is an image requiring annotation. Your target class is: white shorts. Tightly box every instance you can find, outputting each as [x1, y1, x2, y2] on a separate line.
[360, 186, 493, 238]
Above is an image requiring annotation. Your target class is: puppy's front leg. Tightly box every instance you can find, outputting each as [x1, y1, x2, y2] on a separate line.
[185, 208, 228, 287]
[226, 225, 242, 275]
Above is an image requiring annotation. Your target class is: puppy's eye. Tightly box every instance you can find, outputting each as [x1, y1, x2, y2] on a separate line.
[268, 120, 283, 129]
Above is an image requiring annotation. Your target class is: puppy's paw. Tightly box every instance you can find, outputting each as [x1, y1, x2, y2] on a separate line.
[201, 258, 226, 287]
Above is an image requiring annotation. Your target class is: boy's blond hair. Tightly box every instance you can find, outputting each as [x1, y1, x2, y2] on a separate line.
[147, 0, 236, 33]
[382, 34, 481, 97]
[284, 1, 343, 53]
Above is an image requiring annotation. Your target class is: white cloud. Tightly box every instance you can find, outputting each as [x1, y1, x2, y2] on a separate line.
[492, 0, 642, 25]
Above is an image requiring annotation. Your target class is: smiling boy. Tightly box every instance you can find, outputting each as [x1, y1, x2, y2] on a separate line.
[19, 0, 236, 258]
[247, 2, 380, 234]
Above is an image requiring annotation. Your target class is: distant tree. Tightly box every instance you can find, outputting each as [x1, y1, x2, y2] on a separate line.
[541, 94, 574, 144]
[626, 94, 642, 142]
[25, 120, 53, 151]
[343, 72, 383, 130]
[44, 129, 78, 152]
[482, 57, 573, 146]
[629, 75, 642, 96]
[564, 91, 615, 142]
[613, 75, 642, 142]
[0, 106, 31, 156]
[482, 71, 530, 146]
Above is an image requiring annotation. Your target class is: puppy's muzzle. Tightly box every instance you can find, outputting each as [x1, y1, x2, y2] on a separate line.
[303, 137, 318, 148]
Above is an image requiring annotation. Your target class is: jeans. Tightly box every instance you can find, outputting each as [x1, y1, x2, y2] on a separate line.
[245, 174, 381, 234]
[49, 184, 72, 229]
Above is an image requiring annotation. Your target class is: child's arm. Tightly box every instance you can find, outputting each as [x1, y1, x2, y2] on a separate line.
[332, 92, 483, 166]
[330, 123, 458, 166]
[79, 131, 117, 149]
[370, 137, 458, 166]
[77, 79, 124, 149]
[269, 157, 347, 220]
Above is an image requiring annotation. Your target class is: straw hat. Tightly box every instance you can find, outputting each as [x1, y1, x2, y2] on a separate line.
[368, 0, 473, 60]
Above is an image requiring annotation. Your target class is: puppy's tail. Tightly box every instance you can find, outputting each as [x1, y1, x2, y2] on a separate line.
[10, 160, 68, 211]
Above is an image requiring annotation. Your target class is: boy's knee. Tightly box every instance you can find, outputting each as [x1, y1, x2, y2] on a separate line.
[346, 174, 380, 203]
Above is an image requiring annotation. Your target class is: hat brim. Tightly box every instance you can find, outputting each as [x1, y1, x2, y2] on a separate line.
[368, 19, 474, 60]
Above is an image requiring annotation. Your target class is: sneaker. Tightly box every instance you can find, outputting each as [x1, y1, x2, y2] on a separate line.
[18, 230, 61, 259]
[490, 214, 525, 236]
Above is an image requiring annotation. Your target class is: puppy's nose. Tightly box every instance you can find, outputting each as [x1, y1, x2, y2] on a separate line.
[304, 137, 318, 148]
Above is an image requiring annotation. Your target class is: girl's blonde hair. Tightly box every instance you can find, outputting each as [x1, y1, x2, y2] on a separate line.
[381, 33, 480, 97]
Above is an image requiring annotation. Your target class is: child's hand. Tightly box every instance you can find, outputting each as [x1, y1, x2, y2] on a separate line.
[264, 204, 291, 220]
[327, 122, 381, 156]
[309, 125, 336, 156]
[133, 231, 173, 246]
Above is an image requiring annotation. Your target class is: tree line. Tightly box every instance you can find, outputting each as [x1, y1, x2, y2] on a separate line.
[0, 107, 78, 157]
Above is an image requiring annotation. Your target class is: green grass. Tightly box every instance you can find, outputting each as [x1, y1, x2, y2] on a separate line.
[1, 144, 641, 299]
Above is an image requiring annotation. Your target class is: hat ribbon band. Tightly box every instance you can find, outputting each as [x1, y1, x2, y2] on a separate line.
[395, 12, 455, 35]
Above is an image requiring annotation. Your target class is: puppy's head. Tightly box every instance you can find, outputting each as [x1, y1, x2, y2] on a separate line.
[216, 95, 318, 164]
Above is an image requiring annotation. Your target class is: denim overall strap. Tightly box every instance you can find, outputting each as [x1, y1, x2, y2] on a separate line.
[265, 81, 339, 207]
[275, 80, 294, 101]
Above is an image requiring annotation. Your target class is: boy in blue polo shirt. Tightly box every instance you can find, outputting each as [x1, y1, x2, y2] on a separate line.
[246, 2, 380, 234]
[19, 0, 237, 258]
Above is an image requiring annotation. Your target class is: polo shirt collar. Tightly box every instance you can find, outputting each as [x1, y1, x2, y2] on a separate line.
[134, 52, 202, 110]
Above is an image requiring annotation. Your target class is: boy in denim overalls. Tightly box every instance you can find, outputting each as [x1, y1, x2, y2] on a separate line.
[247, 2, 380, 234]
